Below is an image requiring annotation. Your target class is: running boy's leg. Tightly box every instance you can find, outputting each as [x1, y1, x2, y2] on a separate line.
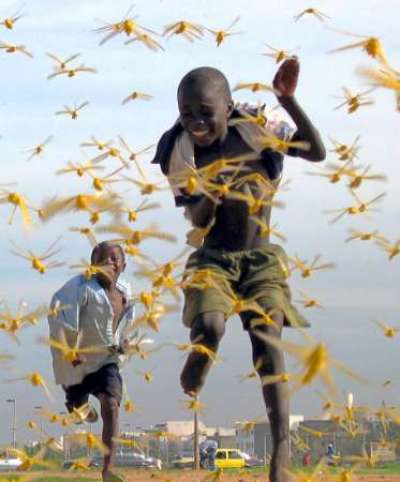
[180, 311, 226, 395]
[64, 384, 89, 414]
[98, 393, 121, 481]
[247, 312, 290, 482]
[63, 381, 98, 423]
[89, 363, 124, 482]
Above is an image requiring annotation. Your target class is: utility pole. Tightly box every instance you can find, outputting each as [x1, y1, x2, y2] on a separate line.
[34, 406, 43, 440]
[6, 398, 16, 449]
[264, 433, 268, 469]
[194, 402, 200, 470]
[59, 411, 67, 461]
[124, 423, 134, 453]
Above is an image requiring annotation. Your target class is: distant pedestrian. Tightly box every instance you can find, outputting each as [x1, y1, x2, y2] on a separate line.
[302, 451, 312, 466]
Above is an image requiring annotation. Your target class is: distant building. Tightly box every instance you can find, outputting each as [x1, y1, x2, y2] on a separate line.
[119, 428, 147, 455]
[63, 430, 100, 459]
[296, 419, 343, 461]
[146, 420, 208, 462]
[143, 420, 240, 464]
[204, 427, 236, 448]
[297, 418, 369, 461]
[152, 420, 207, 438]
[236, 415, 304, 460]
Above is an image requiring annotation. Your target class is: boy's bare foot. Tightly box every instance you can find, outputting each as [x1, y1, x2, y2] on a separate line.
[180, 352, 213, 396]
[70, 403, 98, 425]
[85, 404, 98, 424]
[76, 403, 98, 424]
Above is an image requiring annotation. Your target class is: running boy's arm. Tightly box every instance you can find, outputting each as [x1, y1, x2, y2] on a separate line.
[48, 279, 88, 366]
[183, 195, 217, 228]
[273, 57, 326, 162]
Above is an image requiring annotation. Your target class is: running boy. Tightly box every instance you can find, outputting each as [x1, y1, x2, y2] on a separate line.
[152, 58, 325, 482]
[48, 241, 136, 482]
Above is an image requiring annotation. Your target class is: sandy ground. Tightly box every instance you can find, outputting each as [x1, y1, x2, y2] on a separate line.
[111, 472, 400, 482]
[119, 473, 400, 482]
[124, 474, 400, 482]
[16, 470, 400, 482]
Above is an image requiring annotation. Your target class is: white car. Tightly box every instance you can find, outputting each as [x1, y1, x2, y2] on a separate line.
[0, 457, 22, 471]
[239, 451, 265, 468]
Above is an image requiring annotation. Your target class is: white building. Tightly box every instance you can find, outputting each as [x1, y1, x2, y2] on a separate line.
[236, 414, 304, 459]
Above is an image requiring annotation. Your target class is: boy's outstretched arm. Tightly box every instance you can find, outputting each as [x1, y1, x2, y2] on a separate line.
[273, 57, 326, 162]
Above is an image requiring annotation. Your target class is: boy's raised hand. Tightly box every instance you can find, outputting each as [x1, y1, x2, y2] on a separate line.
[273, 56, 299, 98]
[119, 338, 131, 354]
[71, 354, 86, 367]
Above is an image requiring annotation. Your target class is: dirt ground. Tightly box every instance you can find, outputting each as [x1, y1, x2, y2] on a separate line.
[19, 470, 400, 482]
[115, 472, 400, 482]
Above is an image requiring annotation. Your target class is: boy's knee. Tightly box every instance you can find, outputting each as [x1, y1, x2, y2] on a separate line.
[250, 310, 284, 334]
[254, 355, 273, 376]
[251, 332, 286, 374]
[191, 311, 226, 346]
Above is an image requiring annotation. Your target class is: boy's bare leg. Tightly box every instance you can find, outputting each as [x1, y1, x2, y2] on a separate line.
[180, 311, 225, 395]
[98, 394, 120, 480]
[248, 312, 290, 482]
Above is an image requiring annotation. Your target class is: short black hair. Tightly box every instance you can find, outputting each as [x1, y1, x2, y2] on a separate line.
[177, 66, 232, 103]
[91, 241, 125, 264]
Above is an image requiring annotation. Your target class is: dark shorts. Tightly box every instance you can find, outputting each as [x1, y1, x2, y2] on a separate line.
[64, 363, 123, 411]
[182, 243, 309, 330]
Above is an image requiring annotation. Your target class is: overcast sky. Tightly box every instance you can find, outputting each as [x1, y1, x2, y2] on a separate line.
[0, 0, 399, 445]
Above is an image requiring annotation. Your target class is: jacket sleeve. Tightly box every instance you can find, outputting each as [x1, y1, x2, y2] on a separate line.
[48, 276, 88, 334]
[47, 276, 88, 386]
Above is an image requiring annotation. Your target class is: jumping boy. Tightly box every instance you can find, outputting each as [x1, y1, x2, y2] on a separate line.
[152, 58, 325, 482]
[48, 241, 136, 482]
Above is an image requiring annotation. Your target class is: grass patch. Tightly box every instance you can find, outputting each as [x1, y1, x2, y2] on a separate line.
[31, 478, 98, 482]
[291, 461, 400, 476]
[0, 475, 97, 482]
[354, 462, 400, 475]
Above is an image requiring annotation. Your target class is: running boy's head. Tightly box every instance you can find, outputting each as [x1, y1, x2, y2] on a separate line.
[91, 241, 126, 284]
[177, 67, 234, 147]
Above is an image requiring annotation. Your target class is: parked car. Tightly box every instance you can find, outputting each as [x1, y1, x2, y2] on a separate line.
[171, 453, 194, 469]
[215, 449, 245, 469]
[88, 452, 162, 470]
[0, 457, 22, 472]
[239, 451, 265, 468]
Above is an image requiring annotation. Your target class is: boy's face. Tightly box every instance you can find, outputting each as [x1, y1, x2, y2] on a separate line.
[92, 244, 125, 284]
[178, 85, 233, 147]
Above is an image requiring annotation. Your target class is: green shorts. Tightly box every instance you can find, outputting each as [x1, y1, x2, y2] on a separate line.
[182, 243, 309, 330]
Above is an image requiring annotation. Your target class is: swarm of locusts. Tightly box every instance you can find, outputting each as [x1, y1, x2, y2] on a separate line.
[0, 2, 399, 480]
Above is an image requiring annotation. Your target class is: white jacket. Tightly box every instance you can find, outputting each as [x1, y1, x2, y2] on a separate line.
[48, 274, 136, 387]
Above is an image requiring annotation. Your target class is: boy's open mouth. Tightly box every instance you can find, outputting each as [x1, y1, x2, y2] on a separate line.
[190, 128, 210, 139]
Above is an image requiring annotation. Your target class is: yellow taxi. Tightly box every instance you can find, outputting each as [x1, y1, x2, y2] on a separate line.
[214, 449, 246, 469]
